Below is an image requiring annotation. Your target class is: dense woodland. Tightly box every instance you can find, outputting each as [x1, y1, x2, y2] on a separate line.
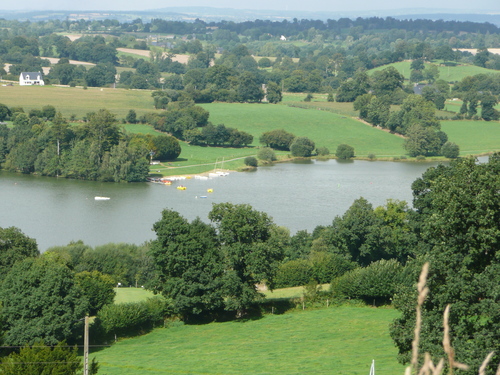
[1, 13, 500, 374]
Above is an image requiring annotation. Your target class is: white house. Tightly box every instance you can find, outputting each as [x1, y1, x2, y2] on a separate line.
[19, 72, 45, 86]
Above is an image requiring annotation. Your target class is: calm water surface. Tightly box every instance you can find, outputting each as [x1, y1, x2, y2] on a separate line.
[0, 159, 449, 251]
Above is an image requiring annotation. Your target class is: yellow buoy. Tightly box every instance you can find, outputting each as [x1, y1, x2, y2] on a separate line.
[207, 188, 213, 193]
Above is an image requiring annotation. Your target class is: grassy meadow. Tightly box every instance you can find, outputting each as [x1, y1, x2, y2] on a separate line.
[0, 85, 154, 119]
[201, 103, 405, 157]
[114, 288, 156, 304]
[91, 305, 403, 375]
[442, 120, 500, 155]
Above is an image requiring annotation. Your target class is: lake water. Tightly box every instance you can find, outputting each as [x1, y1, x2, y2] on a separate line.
[0, 159, 451, 251]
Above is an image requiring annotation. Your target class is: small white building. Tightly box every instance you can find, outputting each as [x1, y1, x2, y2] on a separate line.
[19, 72, 44, 86]
[280, 35, 287, 41]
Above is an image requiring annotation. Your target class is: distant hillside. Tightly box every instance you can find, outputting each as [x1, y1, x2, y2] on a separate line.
[395, 13, 500, 26]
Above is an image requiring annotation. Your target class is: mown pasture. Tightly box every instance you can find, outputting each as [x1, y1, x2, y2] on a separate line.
[200, 103, 405, 157]
[0, 85, 154, 119]
[91, 305, 403, 375]
[442, 120, 500, 155]
[114, 288, 156, 304]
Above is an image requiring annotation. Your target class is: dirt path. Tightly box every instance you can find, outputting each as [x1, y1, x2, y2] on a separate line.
[356, 117, 406, 139]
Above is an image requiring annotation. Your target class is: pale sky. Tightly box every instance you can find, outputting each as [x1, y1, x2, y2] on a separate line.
[2, 0, 499, 13]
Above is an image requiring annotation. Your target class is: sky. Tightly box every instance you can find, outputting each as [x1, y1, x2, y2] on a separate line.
[1, 0, 499, 13]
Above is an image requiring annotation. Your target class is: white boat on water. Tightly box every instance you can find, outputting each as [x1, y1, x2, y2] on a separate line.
[95, 196, 110, 200]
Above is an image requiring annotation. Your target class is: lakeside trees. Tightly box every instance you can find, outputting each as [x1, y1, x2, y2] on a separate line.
[151, 203, 285, 319]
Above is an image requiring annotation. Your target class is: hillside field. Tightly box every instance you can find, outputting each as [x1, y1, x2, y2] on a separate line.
[200, 103, 405, 157]
[368, 61, 498, 82]
[91, 305, 404, 375]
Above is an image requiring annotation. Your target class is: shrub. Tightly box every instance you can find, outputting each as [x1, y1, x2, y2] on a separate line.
[275, 259, 313, 288]
[304, 93, 313, 102]
[244, 156, 258, 167]
[310, 251, 357, 284]
[327, 93, 334, 102]
[330, 259, 404, 305]
[290, 137, 315, 157]
[257, 147, 277, 162]
[367, 153, 376, 160]
[441, 141, 460, 158]
[416, 155, 426, 161]
[316, 147, 330, 156]
[95, 296, 173, 339]
[336, 144, 355, 160]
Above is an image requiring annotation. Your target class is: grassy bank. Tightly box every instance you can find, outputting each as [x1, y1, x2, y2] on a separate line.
[91, 305, 403, 375]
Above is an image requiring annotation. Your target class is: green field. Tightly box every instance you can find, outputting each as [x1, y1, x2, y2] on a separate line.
[0, 85, 154, 119]
[201, 103, 404, 157]
[91, 306, 403, 375]
[369, 61, 498, 82]
[442, 120, 500, 154]
[114, 288, 156, 304]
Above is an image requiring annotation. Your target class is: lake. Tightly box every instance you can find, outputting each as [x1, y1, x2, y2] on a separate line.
[0, 159, 451, 251]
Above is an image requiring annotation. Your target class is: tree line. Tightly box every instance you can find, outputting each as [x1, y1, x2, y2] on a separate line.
[0, 106, 160, 181]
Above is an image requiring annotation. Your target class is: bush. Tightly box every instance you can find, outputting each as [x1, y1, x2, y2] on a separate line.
[336, 144, 355, 160]
[316, 147, 330, 156]
[290, 137, 315, 157]
[95, 296, 173, 339]
[257, 147, 277, 162]
[441, 141, 460, 158]
[304, 93, 313, 102]
[275, 259, 313, 288]
[367, 153, 376, 160]
[330, 259, 404, 305]
[244, 156, 258, 167]
[310, 251, 357, 284]
[416, 155, 426, 161]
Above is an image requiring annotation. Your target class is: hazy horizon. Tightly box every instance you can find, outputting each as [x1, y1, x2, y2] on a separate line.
[1, 1, 499, 13]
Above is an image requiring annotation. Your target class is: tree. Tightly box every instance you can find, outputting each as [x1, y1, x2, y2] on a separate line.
[371, 67, 404, 102]
[403, 124, 441, 157]
[86, 109, 121, 155]
[336, 71, 370, 102]
[0, 257, 88, 346]
[257, 147, 277, 162]
[290, 137, 315, 157]
[259, 129, 295, 150]
[266, 81, 282, 104]
[0, 226, 39, 282]
[244, 156, 258, 167]
[152, 135, 181, 160]
[0, 103, 11, 121]
[391, 157, 500, 372]
[440, 141, 460, 158]
[480, 94, 500, 121]
[150, 210, 224, 319]
[336, 144, 355, 160]
[125, 109, 137, 124]
[208, 203, 284, 315]
[75, 270, 115, 316]
[237, 72, 264, 103]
